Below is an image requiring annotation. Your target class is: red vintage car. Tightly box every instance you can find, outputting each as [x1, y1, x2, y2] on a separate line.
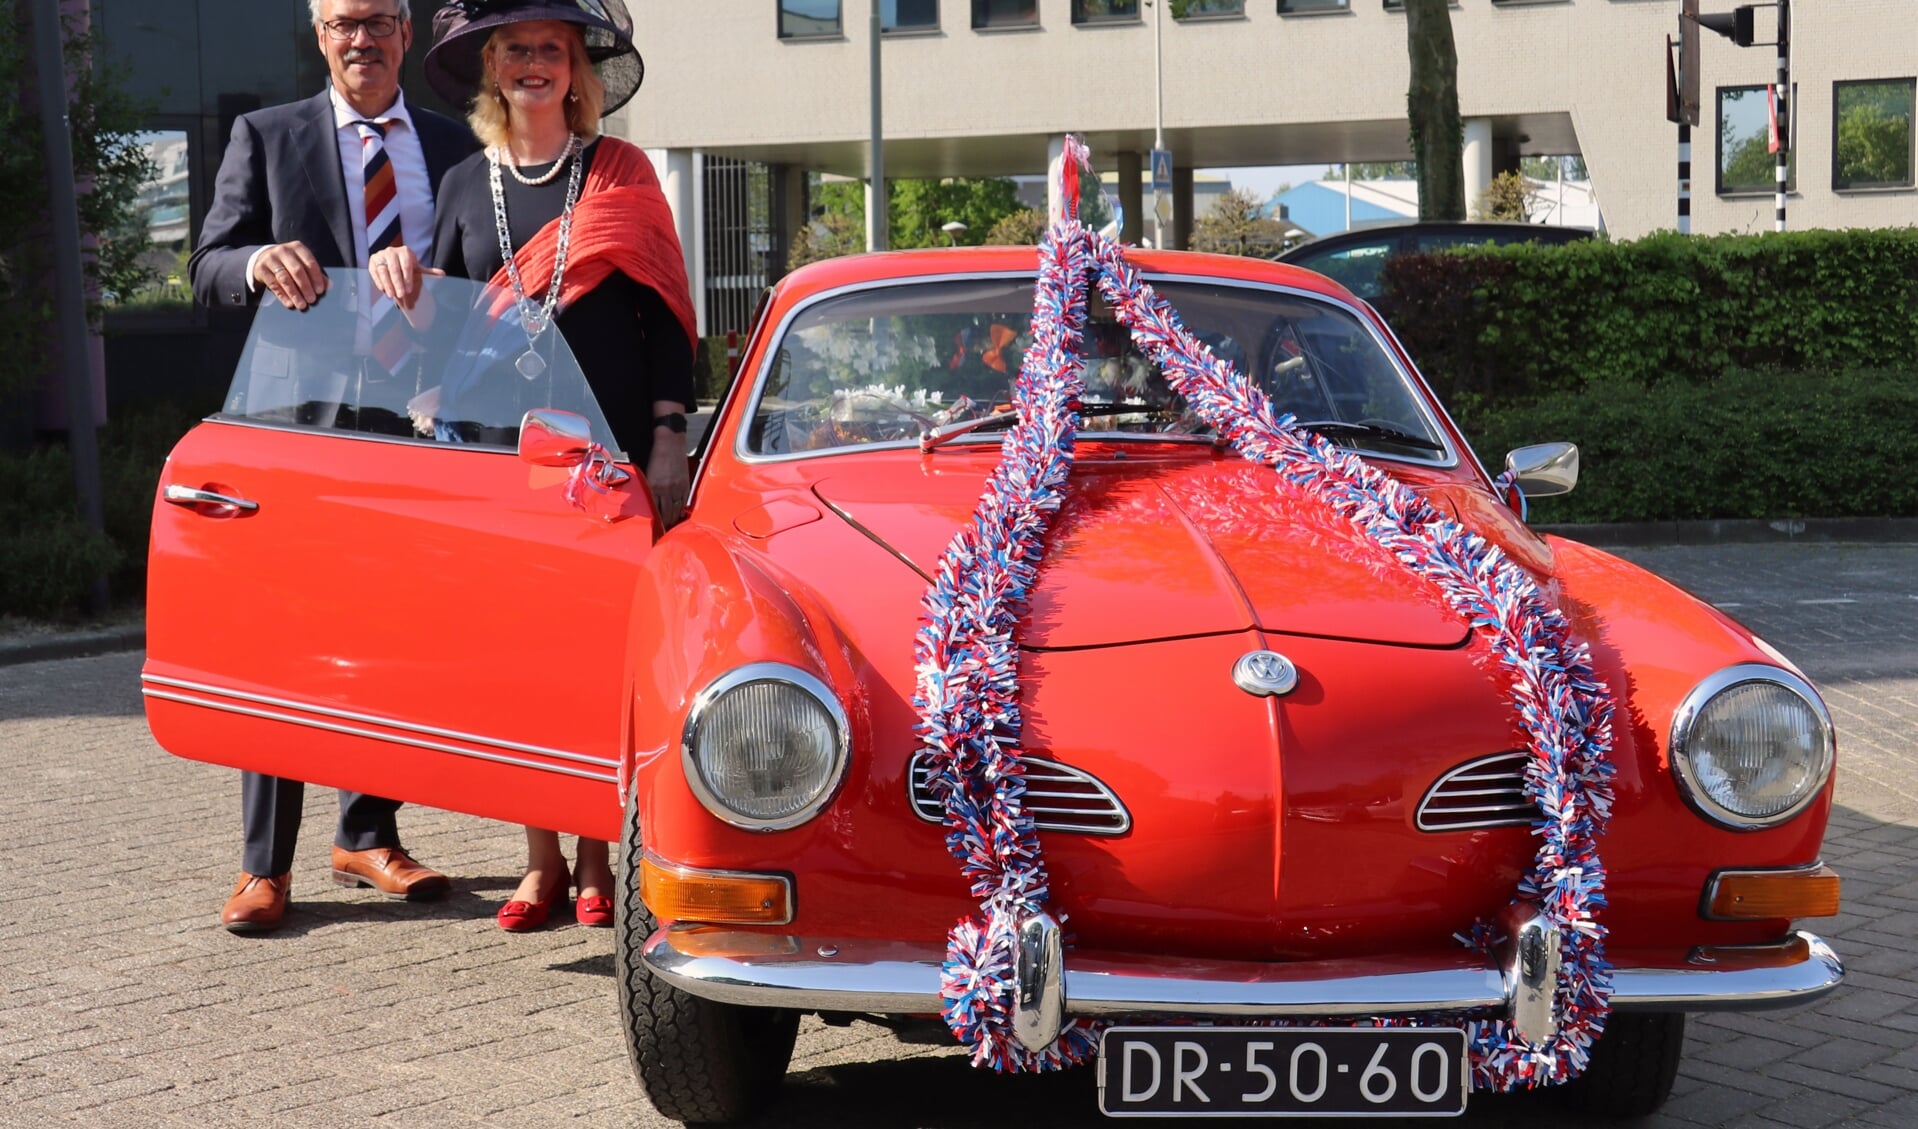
[145, 248, 1842, 1124]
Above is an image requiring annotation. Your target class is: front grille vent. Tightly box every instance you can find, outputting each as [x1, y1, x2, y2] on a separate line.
[908, 752, 1131, 836]
[1416, 751, 1535, 832]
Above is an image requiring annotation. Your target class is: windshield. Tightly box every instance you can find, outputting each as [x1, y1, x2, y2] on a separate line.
[221, 268, 621, 456]
[743, 277, 1445, 461]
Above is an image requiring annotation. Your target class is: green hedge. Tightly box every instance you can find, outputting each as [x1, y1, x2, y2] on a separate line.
[1378, 228, 1918, 411]
[0, 401, 199, 619]
[1462, 366, 1918, 524]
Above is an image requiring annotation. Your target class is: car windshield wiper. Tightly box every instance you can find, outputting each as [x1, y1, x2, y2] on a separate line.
[918, 403, 1180, 452]
[1290, 419, 1444, 453]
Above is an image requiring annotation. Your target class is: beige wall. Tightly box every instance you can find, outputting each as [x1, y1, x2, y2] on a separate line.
[614, 1, 1916, 240]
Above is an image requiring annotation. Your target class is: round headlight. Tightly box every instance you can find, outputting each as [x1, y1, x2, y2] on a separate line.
[682, 663, 849, 830]
[1671, 664, 1834, 830]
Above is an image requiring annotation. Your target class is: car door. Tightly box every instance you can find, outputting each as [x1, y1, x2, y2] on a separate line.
[142, 271, 651, 842]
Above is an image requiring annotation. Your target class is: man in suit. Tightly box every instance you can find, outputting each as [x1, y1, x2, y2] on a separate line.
[190, 0, 481, 934]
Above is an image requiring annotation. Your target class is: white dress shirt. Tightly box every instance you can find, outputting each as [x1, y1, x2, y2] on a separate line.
[327, 85, 435, 266]
[245, 86, 436, 291]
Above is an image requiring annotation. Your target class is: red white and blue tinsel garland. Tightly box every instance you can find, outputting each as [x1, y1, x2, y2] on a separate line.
[910, 136, 1616, 1089]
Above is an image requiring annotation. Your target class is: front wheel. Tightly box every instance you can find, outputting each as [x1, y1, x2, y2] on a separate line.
[614, 789, 799, 1124]
[1554, 1011, 1685, 1118]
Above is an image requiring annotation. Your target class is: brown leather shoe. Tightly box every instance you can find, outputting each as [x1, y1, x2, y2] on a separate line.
[330, 846, 451, 901]
[222, 872, 290, 934]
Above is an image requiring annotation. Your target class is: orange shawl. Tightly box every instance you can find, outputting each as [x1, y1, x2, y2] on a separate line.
[486, 137, 698, 353]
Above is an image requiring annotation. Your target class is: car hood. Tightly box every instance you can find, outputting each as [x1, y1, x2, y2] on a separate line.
[811, 457, 1469, 649]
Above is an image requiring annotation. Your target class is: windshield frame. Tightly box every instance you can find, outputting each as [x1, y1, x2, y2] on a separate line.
[729, 269, 1458, 471]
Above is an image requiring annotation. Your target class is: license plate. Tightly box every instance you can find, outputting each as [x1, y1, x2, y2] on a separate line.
[1098, 1026, 1469, 1118]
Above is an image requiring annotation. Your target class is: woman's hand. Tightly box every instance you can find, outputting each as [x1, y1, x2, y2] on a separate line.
[369, 246, 435, 309]
[646, 427, 691, 529]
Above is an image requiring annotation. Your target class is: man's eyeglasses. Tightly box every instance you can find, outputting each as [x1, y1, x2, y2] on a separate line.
[320, 15, 401, 40]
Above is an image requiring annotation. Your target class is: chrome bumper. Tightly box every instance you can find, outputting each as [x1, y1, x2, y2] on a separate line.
[643, 927, 1843, 1026]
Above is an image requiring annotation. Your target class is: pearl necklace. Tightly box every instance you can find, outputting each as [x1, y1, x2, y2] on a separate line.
[499, 134, 579, 187]
[488, 134, 585, 379]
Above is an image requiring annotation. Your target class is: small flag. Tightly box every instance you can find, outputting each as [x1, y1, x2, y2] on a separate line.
[1767, 85, 1780, 153]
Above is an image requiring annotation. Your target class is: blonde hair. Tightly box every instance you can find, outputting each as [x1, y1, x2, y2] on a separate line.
[468, 24, 605, 150]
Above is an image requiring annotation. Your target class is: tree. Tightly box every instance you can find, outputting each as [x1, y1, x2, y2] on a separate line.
[1835, 99, 1913, 187]
[1190, 187, 1287, 259]
[891, 177, 1024, 248]
[1403, 0, 1464, 221]
[1322, 162, 1416, 180]
[786, 208, 863, 271]
[787, 174, 1029, 271]
[1476, 170, 1536, 221]
[1520, 155, 1588, 181]
[984, 208, 1045, 245]
[0, 8, 155, 403]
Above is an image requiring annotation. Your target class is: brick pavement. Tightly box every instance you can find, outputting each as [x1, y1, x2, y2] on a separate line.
[0, 542, 1912, 1128]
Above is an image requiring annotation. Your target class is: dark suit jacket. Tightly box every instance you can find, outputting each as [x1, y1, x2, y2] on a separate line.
[189, 89, 480, 310]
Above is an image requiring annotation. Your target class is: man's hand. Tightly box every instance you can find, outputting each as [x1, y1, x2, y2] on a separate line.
[253, 241, 328, 309]
[646, 428, 691, 529]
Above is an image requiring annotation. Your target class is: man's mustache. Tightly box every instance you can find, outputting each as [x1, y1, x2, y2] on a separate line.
[342, 47, 384, 65]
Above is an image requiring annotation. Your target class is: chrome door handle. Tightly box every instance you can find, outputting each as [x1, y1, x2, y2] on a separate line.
[164, 484, 259, 512]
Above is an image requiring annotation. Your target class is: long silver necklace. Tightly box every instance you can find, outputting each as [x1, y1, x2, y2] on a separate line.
[489, 133, 583, 379]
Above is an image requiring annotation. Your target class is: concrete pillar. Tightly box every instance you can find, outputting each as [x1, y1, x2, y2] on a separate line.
[660, 149, 701, 333]
[775, 164, 808, 278]
[1462, 117, 1494, 220]
[1171, 165, 1194, 250]
[1117, 150, 1143, 244]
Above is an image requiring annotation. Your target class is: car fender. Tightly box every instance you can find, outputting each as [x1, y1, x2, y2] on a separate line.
[619, 523, 866, 860]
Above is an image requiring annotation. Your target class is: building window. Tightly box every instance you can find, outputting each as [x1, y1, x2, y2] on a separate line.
[1072, 0, 1140, 23]
[106, 130, 193, 311]
[1833, 78, 1915, 191]
[972, 0, 1037, 28]
[884, 0, 940, 31]
[1277, 0, 1344, 13]
[1176, 0, 1244, 15]
[1717, 84, 1796, 195]
[778, 0, 841, 39]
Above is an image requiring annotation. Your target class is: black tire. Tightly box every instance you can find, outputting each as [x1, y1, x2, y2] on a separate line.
[1554, 1011, 1685, 1118]
[614, 789, 800, 1124]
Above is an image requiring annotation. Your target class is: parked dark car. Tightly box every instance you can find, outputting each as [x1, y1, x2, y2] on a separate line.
[1277, 221, 1594, 301]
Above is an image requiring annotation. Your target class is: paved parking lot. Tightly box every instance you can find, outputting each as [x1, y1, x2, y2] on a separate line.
[1, 542, 1913, 1128]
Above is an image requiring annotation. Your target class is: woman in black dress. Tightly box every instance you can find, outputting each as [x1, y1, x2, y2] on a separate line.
[375, 0, 696, 932]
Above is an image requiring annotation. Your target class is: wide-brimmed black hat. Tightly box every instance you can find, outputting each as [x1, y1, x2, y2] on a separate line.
[425, 0, 643, 115]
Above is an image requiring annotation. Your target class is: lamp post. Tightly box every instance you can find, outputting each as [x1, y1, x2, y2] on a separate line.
[867, 1, 887, 251]
[941, 220, 968, 246]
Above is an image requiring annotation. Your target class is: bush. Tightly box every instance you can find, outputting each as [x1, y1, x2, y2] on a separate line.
[1460, 366, 1918, 523]
[692, 334, 740, 402]
[0, 400, 199, 619]
[1378, 227, 1918, 410]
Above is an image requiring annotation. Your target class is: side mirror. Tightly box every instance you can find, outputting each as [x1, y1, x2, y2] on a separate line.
[1504, 442, 1579, 497]
[518, 408, 595, 468]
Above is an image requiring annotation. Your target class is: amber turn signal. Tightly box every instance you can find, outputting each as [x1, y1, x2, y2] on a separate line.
[639, 856, 793, 926]
[1704, 864, 1842, 921]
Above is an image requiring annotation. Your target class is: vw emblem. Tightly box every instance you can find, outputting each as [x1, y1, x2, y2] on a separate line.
[1232, 650, 1299, 697]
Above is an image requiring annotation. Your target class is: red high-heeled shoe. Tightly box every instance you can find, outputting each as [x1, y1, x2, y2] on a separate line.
[497, 868, 570, 933]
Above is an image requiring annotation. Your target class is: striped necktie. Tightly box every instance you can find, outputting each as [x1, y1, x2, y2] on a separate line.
[356, 119, 403, 257]
[354, 119, 412, 376]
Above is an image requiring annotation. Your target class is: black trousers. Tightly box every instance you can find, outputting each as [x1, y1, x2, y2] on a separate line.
[241, 771, 403, 878]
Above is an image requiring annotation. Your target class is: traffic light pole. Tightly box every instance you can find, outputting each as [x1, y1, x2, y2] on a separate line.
[1773, 0, 1790, 232]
